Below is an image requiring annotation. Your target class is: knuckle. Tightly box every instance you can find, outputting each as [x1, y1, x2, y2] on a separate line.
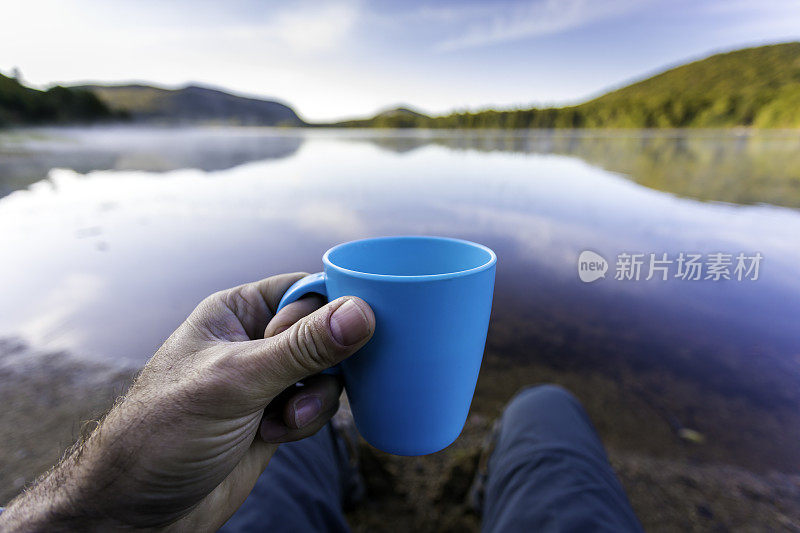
[191, 292, 243, 340]
[194, 290, 229, 323]
[204, 289, 228, 308]
[223, 286, 259, 320]
[267, 320, 291, 337]
[286, 319, 335, 373]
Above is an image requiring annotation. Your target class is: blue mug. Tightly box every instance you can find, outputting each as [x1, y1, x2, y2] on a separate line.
[277, 235, 496, 456]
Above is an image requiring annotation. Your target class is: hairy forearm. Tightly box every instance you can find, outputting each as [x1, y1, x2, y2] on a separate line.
[0, 392, 276, 532]
[1, 439, 110, 532]
[1, 403, 168, 531]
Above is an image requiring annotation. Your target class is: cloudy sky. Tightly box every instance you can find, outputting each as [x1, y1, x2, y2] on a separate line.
[3, 0, 800, 121]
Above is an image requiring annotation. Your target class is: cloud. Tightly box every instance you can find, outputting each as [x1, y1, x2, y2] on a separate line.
[699, 0, 800, 37]
[269, 1, 360, 54]
[432, 0, 651, 52]
[701, 0, 800, 15]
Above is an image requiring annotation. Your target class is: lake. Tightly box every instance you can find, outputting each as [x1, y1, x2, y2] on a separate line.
[1, 126, 799, 479]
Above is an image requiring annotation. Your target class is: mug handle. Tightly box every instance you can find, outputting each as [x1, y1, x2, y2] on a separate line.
[275, 272, 341, 376]
[277, 272, 327, 312]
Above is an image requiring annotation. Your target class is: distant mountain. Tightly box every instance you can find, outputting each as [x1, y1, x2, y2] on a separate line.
[4, 42, 799, 129]
[339, 42, 800, 129]
[336, 106, 430, 128]
[76, 84, 304, 126]
[0, 73, 114, 126]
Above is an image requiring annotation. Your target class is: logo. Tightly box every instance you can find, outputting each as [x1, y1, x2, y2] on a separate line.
[578, 250, 608, 283]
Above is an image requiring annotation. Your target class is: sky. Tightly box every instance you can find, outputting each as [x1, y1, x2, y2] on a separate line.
[2, 0, 800, 121]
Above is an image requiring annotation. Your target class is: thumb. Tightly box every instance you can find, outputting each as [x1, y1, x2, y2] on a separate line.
[242, 296, 375, 396]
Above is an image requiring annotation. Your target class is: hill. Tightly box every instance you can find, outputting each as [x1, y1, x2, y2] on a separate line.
[0, 74, 114, 126]
[77, 84, 304, 126]
[338, 43, 800, 129]
[4, 42, 799, 129]
[337, 106, 429, 128]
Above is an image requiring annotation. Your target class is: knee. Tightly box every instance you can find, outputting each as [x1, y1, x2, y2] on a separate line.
[505, 384, 581, 417]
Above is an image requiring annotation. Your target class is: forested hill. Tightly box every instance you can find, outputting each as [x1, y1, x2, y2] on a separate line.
[0, 74, 114, 125]
[77, 84, 305, 126]
[4, 42, 799, 128]
[338, 43, 800, 129]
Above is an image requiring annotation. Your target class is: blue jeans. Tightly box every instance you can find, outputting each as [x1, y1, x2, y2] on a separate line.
[220, 385, 643, 532]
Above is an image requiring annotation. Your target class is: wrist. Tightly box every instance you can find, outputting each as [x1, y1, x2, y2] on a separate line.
[0, 413, 172, 532]
[0, 444, 112, 531]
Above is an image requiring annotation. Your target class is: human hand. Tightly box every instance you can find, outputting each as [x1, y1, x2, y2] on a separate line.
[0, 273, 375, 532]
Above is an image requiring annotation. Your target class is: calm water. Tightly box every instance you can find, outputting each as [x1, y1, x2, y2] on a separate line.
[1, 127, 799, 472]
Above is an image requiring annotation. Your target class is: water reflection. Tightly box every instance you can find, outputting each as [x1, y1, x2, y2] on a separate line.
[0, 127, 303, 197]
[5, 128, 800, 208]
[349, 129, 800, 208]
[0, 128, 798, 474]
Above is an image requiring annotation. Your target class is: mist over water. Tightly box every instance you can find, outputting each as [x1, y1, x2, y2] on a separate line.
[1, 127, 798, 472]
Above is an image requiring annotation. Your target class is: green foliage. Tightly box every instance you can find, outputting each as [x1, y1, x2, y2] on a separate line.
[337, 107, 430, 128]
[342, 43, 800, 129]
[0, 73, 115, 126]
[79, 84, 303, 126]
[5, 42, 799, 129]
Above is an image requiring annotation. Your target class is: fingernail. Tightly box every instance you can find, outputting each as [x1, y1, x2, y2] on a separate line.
[260, 419, 289, 441]
[293, 395, 322, 427]
[330, 299, 370, 346]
